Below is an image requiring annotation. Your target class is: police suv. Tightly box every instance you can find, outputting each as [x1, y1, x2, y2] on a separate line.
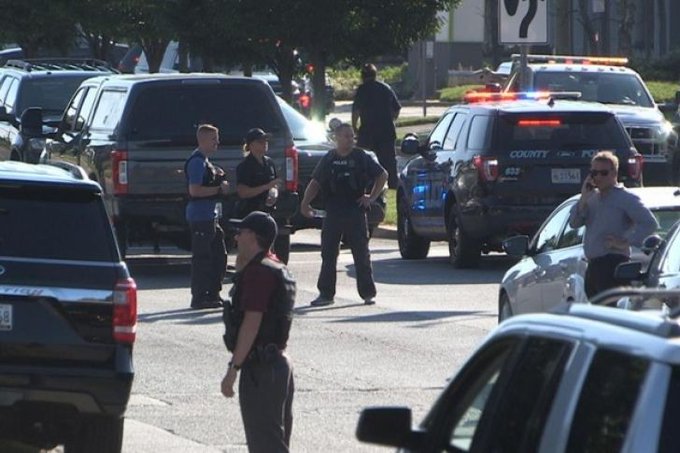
[503, 55, 679, 185]
[398, 92, 642, 268]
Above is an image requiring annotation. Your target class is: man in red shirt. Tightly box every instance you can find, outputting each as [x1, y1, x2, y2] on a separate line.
[220, 211, 296, 452]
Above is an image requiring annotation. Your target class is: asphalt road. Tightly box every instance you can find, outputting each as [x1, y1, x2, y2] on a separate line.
[51, 229, 511, 453]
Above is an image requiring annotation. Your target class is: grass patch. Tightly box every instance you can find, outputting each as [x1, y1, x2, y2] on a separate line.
[438, 84, 485, 102]
[384, 189, 396, 225]
[647, 81, 680, 102]
[396, 116, 440, 127]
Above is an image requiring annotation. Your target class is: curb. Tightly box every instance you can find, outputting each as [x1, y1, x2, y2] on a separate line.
[372, 225, 397, 240]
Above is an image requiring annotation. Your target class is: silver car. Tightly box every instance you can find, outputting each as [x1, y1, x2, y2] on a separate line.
[499, 187, 680, 322]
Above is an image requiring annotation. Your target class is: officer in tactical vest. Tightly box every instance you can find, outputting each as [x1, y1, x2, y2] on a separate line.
[185, 124, 229, 310]
[220, 211, 296, 453]
[300, 122, 387, 306]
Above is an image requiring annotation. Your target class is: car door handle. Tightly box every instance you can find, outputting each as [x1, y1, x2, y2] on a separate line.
[534, 269, 546, 278]
[559, 262, 569, 270]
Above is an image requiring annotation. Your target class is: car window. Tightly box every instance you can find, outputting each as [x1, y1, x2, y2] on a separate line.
[4, 78, 19, 110]
[443, 113, 467, 150]
[466, 115, 491, 151]
[428, 112, 454, 149]
[126, 83, 283, 145]
[0, 76, 14, 105]
[533, 203, 571, 253]
[496, 113, 630, 151]
[653, 209, 680, 239]
[90, 90, 126, 131]
[566, 349, 650, 452]
[660, 225, 680, 273]
[63, 88, 86, 131]
[0, 186, 116, 261]
[76, 87, 98, 131]
[18, 77, 90, 114]
[484, 337, 573, 452]
[557, 202, 584, 248]
[659, 366, 680, 453]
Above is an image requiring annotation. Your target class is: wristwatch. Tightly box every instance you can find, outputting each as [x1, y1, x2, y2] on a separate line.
[228, 361, 241, 371]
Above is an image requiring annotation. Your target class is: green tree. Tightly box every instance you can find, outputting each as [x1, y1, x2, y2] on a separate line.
[0, 0, 77, 57]
[74, 0, 128, 62]
[119, 0, 177, 72]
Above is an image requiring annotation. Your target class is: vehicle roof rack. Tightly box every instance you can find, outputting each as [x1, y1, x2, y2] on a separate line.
[3, 58, 118, 73]
[552, 287, 680, 339]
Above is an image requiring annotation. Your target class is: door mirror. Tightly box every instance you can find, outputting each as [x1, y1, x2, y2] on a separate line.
[503, 235, 530, 257]
[0, 105, 11, 122]
[400, 133, 420, 156]
[19, 107, 44, 138]
[641, 234, 664, 255]
[356, 407, 424, 449]
[614, 261, 643, 281]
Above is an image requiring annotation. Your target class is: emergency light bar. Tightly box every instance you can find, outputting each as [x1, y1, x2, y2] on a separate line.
[463, 91, 582, 104]
[511, 54, 629, 66]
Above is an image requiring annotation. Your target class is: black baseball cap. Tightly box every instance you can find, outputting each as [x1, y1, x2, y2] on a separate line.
[229, 211, 278, 248]
[245, 128, 271, 144]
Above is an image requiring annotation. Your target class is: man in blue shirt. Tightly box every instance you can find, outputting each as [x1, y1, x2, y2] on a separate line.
[185, 124, 230, 309]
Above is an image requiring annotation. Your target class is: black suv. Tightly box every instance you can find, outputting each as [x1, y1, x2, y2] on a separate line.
[0, 161, 135, 451]
[398, 93, 642, 268]
[44, 74, 299, 260]
[503, 55, 679, 185]
[0, 59, 116, 163]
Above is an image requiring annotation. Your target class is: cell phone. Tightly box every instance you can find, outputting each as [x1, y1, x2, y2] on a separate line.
[586, 182, 594, 190]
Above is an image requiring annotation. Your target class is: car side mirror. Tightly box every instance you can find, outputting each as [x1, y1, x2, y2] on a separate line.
[356, 407, 423, 449]
[614, 261, 643, 281]
[400, 133, 420, 156]
[20, 107, 44, 138]
[503, 235, 530, 257]
[657, 102, 677, 114]
[0, 105, 11, 122]
[641, 234, 664, 255]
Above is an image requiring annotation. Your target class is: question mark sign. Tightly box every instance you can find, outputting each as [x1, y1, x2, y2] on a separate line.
[504, 0, 545, 39]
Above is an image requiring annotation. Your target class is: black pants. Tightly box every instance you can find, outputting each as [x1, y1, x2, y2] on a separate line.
[239, 351, 294, 453]
[585, 254, 630, 304]
[190, 220, 226, 304]
[358, 135, 397, 189]
[317, 207, 376, 300]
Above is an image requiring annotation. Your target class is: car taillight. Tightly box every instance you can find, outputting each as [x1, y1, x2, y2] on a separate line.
[285, 145, 298, 192]
[111, 150, 129, 195]
[627, 154, 643, 181]
[113, 278, 137, 344]
[473, 155, 499, 182]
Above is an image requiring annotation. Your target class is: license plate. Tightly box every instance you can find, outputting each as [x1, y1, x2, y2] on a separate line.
[0, 304, 12, 331]
[551, 168, 581, 184]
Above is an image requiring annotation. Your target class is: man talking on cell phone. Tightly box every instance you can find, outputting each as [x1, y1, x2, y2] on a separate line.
[569, 151, 658, 303]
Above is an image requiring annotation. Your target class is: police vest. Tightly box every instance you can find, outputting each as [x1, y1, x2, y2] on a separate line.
[222, 252, 295, 352]
[184, 152, 223, 201]
[325, 149, 369, 200]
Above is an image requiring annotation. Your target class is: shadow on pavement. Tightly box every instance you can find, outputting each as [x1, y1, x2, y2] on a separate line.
[138, 307, 224, 325]
[330, 310, 489, 324]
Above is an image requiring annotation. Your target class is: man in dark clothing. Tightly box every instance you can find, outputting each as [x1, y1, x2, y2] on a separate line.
[300, 123, 388, 306]
[221, 211, 295, 453]
[352, 63, 401, 189]
[569, 151, 658, 302]
[185, 124, 229, 309]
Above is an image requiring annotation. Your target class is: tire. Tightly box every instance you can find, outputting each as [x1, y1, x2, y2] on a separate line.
[397, 195, 430, 259]
[498, 292, 514, 323]
[273, 233, 290, 264]
[447, 211, 481, 268]
[64, 415, 124, 453]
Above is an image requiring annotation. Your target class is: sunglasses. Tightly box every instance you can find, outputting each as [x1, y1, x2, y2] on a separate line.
[589, 169, 611, 177]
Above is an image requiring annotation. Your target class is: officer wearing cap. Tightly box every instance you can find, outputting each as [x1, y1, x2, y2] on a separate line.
[221, 211, 296, 453]
[185, 124, 229, 310]
[300, 122, 387, 306]
[236, 128, 281, 218]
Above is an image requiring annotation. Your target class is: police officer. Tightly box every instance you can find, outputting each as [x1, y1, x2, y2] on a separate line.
[236, 128, 281, 217]
[185, 124, 229, 310]
[221, 211, 295, 453]
[351, 63, 401, 189]
[300, 122, 387, 306]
